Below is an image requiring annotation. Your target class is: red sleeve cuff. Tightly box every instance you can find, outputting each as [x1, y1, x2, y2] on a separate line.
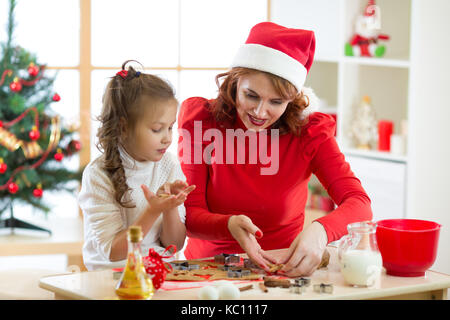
[314, 196, 373, 243]
[185, 206, 234, 240]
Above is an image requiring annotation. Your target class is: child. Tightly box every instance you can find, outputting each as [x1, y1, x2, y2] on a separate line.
[78, 60, 195, 271]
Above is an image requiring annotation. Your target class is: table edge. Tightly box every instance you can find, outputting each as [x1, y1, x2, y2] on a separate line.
[38, 269, 450, 301]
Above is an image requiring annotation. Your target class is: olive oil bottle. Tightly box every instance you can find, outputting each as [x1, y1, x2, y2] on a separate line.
[115, 226, 154, 300]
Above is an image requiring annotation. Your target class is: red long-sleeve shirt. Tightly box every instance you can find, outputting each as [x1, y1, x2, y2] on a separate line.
[178, 97, 372, 259]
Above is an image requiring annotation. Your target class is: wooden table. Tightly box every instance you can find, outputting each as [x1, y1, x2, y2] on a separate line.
[39, 246, 450, 300]
[0, 215, 85, 271]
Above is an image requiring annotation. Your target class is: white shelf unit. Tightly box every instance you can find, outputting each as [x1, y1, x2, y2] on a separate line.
[271, 0, 413, 220]
[342, 147, 408, 163]
[341, 56, 410, 68]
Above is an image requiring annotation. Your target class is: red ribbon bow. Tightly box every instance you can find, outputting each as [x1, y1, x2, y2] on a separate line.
[116, 70, 128, 79]
[147, 244, 177, 273]
[143, 245, 177, 290]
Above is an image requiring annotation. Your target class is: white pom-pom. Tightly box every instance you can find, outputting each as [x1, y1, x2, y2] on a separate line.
[300, 86, 320, 119]
[218, 283, 240, 300]
[198, 285, 219, 300]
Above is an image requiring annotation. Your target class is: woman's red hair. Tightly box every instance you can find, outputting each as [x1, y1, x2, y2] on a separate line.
[211, 67, 310, 135]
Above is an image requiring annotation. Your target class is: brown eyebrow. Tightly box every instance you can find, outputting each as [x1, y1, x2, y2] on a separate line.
[152, 121, 176, 125]
[246, 88, 283, 101]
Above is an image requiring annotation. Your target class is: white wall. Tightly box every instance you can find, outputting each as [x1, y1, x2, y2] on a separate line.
[408, 0, 450, 274]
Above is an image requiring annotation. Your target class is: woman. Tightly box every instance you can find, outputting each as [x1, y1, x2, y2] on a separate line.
[177, 22, 372, 277]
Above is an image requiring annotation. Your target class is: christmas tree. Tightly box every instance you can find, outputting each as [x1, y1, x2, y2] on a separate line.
[0, 0, 83, 233]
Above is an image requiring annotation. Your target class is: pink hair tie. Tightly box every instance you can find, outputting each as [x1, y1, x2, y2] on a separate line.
[116, 70, 128, 79]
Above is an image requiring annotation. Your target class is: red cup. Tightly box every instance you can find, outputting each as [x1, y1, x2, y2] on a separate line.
[376, 219, 441, 277]
[378, 120, 393, 151]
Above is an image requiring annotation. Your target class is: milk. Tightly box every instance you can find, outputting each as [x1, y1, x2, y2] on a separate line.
[341, 249, 382, 287]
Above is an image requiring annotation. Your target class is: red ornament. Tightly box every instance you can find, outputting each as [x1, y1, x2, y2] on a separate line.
[33, 188, 43, 198]
[0, 120, 3, 127]
[8, 182, 19, 194]
[54, 149, 64, 161]
[70, 140, 82, 152]
[142, 245, 177, 290]
[10, 78, 22, 92]
[0, 159, 7, 174]
[52, 93, 61, 102]
[28, 63, 40, 77]
[29, 127, 40, 140]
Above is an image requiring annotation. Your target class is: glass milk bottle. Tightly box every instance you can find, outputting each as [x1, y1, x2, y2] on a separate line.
[115, 226, 154, 300]
[338, 221, 382, 287]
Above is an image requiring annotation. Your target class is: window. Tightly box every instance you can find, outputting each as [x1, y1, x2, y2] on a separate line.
[0, 0, 80, 66]
[1, 0, 269, 217]
[89, 0, 268, 159]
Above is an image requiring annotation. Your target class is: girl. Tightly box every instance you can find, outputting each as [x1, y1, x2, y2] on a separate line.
[78, 60, 195, 271]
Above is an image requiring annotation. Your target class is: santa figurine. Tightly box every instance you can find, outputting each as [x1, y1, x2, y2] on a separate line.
[345, 0, 390, 57]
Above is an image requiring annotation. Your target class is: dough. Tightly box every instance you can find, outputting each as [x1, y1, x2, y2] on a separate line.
[198, 286, 219, 300]
[218, 283, 240, 300]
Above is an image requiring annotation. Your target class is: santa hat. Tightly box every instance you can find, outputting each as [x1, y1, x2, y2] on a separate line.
[231, 22, 316, 91]
[364, 0, 376, 16]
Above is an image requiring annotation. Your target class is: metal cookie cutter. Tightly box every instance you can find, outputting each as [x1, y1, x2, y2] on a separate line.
[295, 277, 311, 287]
[214, 253, 240, 264]
[313, 283, 333, 294]
[227, 269, 251, 278]
[170, 261, 199, 271]
[170, 261, 189, 270]
[290, 284, 307, 294]
[221, 264, 234, 271]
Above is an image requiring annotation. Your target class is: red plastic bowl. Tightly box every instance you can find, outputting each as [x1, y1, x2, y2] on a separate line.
[376, 219, 441, 277]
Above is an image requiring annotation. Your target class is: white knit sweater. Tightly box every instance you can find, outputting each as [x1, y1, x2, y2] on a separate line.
[78, 146, 187, 271]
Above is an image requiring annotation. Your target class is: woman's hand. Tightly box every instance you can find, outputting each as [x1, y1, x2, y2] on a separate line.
[141, 183, 195, 215]
[227, 215, 277, 272]
[278, 221, 328, 277]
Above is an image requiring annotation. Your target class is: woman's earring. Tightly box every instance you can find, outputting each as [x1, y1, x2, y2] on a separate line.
[304, 94, 310, 108]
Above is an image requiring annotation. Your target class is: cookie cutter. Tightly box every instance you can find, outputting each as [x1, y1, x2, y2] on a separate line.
[295, 277, 311, 287]
[170, 261, 199, 271]
[313, 283, 333, 294]
[214, 253, 240, 264]
[227, 269, 251, 278]
[290, 283, 307, 294]
[221, 264, 234, 271]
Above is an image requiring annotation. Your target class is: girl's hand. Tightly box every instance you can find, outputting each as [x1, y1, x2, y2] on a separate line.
[227, 215, 277, 272]
[170, 180, 194, 195]
[141, 184, 194, 214]
[156, 180, 196, 199]
[278, 221, 328, 277]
